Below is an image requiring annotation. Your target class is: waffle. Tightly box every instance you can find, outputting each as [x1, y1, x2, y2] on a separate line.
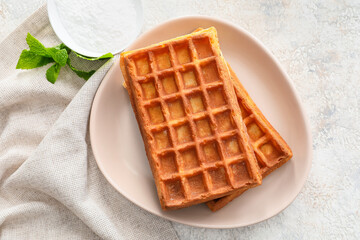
[120, 27, 262, 210]
[206, 64, 293, 211]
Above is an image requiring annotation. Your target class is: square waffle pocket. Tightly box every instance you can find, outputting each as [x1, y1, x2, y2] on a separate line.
[206, 64, 293, 211]
[120, 27, 262, 210]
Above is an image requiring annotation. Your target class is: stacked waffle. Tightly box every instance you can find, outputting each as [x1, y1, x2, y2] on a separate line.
[120, 27, 292, 211]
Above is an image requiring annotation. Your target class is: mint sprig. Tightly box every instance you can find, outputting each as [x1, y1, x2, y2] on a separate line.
[16, 50, 54, 69]
[16, 33, 114, 84]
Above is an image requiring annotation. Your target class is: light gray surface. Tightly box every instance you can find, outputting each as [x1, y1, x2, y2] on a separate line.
[1, 1, 359, 239]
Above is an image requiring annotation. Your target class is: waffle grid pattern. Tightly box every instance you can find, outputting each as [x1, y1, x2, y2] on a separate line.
[206, 65, 293, 211]
[207, 97, 290, 207]
[238, 98, 285, 174]
[124, 32, 258, 208]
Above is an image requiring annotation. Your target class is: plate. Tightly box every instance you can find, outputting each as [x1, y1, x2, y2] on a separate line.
[47, 0, 143, 57]
[89, 16, 312, 228]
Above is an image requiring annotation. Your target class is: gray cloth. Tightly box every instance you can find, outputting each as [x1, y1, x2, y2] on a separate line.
[0, 5, 178, 240]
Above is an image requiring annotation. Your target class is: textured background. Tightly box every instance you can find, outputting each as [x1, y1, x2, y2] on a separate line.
[1, 0, 359, 239]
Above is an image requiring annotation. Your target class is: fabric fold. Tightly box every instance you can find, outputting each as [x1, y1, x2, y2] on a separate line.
[0, 5, 178, 240]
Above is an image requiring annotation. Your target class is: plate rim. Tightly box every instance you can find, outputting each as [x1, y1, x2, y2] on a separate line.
[89, 15, 313, 229]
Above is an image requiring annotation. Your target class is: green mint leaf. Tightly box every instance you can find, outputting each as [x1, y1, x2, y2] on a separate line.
[46, 63, 61, 84]
[26, 33, 51, 57]
[16, 50, 54, 69]
[53, 49, 68, 66]
[53, 43, 71, 53]
[74, 52, 114, 61]
[46, 48, 68, 66]
[97, 52, 114, 59]
[25, 34, 69, 66]
[66, 58, 95, 80]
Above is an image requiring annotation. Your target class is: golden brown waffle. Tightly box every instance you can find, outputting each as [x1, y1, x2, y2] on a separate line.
[120, 27, 262, 210]
[206, 64, 293, 211]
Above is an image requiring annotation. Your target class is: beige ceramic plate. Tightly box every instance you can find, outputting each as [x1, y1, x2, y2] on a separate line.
[89, 16, 312, 228]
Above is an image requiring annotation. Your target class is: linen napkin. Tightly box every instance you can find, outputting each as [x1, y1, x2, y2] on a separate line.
[0, 5, 179, 240]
